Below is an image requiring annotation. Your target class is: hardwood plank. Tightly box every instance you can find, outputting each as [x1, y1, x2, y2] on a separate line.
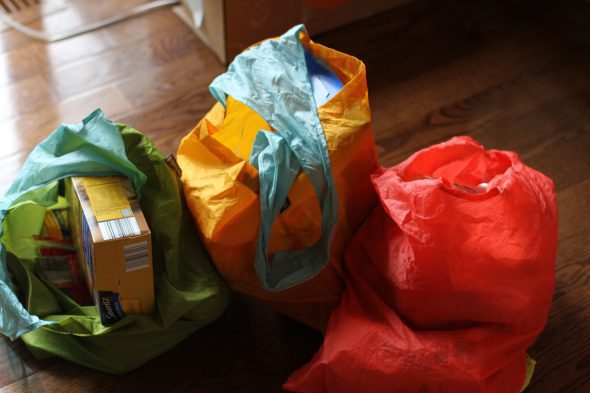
[113, 88, 216, 155]
[0, 76, 57, 122]
[0, 31, 113, 86]
[0, 46, 43, 88]
[514, 118, 590, 193]
[109, 50, 225, 155]
[0, 3, 109, 53]
[315, 0, 590, 168]
[0, 151, 26, 197]
[555, 180, 590, 266]
[1, 0, 149, 36]
[375, 45, 590, 165]
[44, 21, 205, 101]
[0, 0, 67, 34]
[0, 296, 322, 393]
[523, 176, 590, 392]
[0, 3, 178, 56]
[0, 83, 132, 149]
[114, 52, 222, 110]
[103, 7, 189, 46]
[0, 25, 36, 54]
[31, 7, 182, 68]
[0, 10, 185, 91]
[0, 337, 43, 389]
[0, 84, 132, 194]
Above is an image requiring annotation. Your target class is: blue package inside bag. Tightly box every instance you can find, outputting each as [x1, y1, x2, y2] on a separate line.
[305, 50, 344, 107]
[210, 24, 341, 291]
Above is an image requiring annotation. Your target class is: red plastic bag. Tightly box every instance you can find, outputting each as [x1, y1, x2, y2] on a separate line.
[285, 136, 557, 393]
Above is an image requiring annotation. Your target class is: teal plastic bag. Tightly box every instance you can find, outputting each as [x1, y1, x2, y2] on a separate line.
[210, 24, 339, 291]
[0, 109, 229, 373]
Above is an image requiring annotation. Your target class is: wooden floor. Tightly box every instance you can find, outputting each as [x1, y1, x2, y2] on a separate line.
[1, 0, 589, 392]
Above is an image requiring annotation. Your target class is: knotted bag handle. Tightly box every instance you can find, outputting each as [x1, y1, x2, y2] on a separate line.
[209, 25, 339, 291]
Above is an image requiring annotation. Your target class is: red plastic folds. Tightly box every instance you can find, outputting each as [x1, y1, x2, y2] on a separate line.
[285, 136, 558, 393]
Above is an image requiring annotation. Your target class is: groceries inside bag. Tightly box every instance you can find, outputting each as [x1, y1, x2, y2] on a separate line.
[285, 136, 557, 393]
[0, 110, 229, 374]
[177, 24, 379, 331]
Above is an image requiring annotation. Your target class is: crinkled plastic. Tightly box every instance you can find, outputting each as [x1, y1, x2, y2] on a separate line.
[0, 110, 147, 341]
[178, 25, 378, 330]
[285, 136, 557, 392]
[0, 110, 229, 373]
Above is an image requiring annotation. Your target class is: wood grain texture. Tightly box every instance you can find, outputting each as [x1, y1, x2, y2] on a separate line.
[0, 0, 589, 392]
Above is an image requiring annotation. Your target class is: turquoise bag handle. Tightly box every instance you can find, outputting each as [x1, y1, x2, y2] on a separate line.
[209, 25, 339, 292]
[0, 109, 147, 340]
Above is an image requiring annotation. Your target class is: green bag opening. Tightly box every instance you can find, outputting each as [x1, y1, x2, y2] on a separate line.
[0, 110, 229, 374]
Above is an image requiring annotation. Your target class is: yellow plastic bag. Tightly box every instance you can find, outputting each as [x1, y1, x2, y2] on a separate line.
[177, 25, 378, 331]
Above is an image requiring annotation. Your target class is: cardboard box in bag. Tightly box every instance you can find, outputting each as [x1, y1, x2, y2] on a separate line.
[67, 176, 154, 326]
[174, 0, 413, 64]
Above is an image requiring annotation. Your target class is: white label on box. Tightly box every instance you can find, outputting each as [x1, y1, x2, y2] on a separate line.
[98, 217, 141, 240]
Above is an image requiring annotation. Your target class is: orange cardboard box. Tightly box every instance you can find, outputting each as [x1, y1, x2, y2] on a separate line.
[67, 176, 154, 326]
[174, 0, 413, 64]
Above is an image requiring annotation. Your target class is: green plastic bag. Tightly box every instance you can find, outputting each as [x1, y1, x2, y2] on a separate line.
[0, 109, 229, 373]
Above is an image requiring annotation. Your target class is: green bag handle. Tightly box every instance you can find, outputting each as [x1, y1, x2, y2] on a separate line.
[209, 24, 339, 292]
[0, 109, 146, 340]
